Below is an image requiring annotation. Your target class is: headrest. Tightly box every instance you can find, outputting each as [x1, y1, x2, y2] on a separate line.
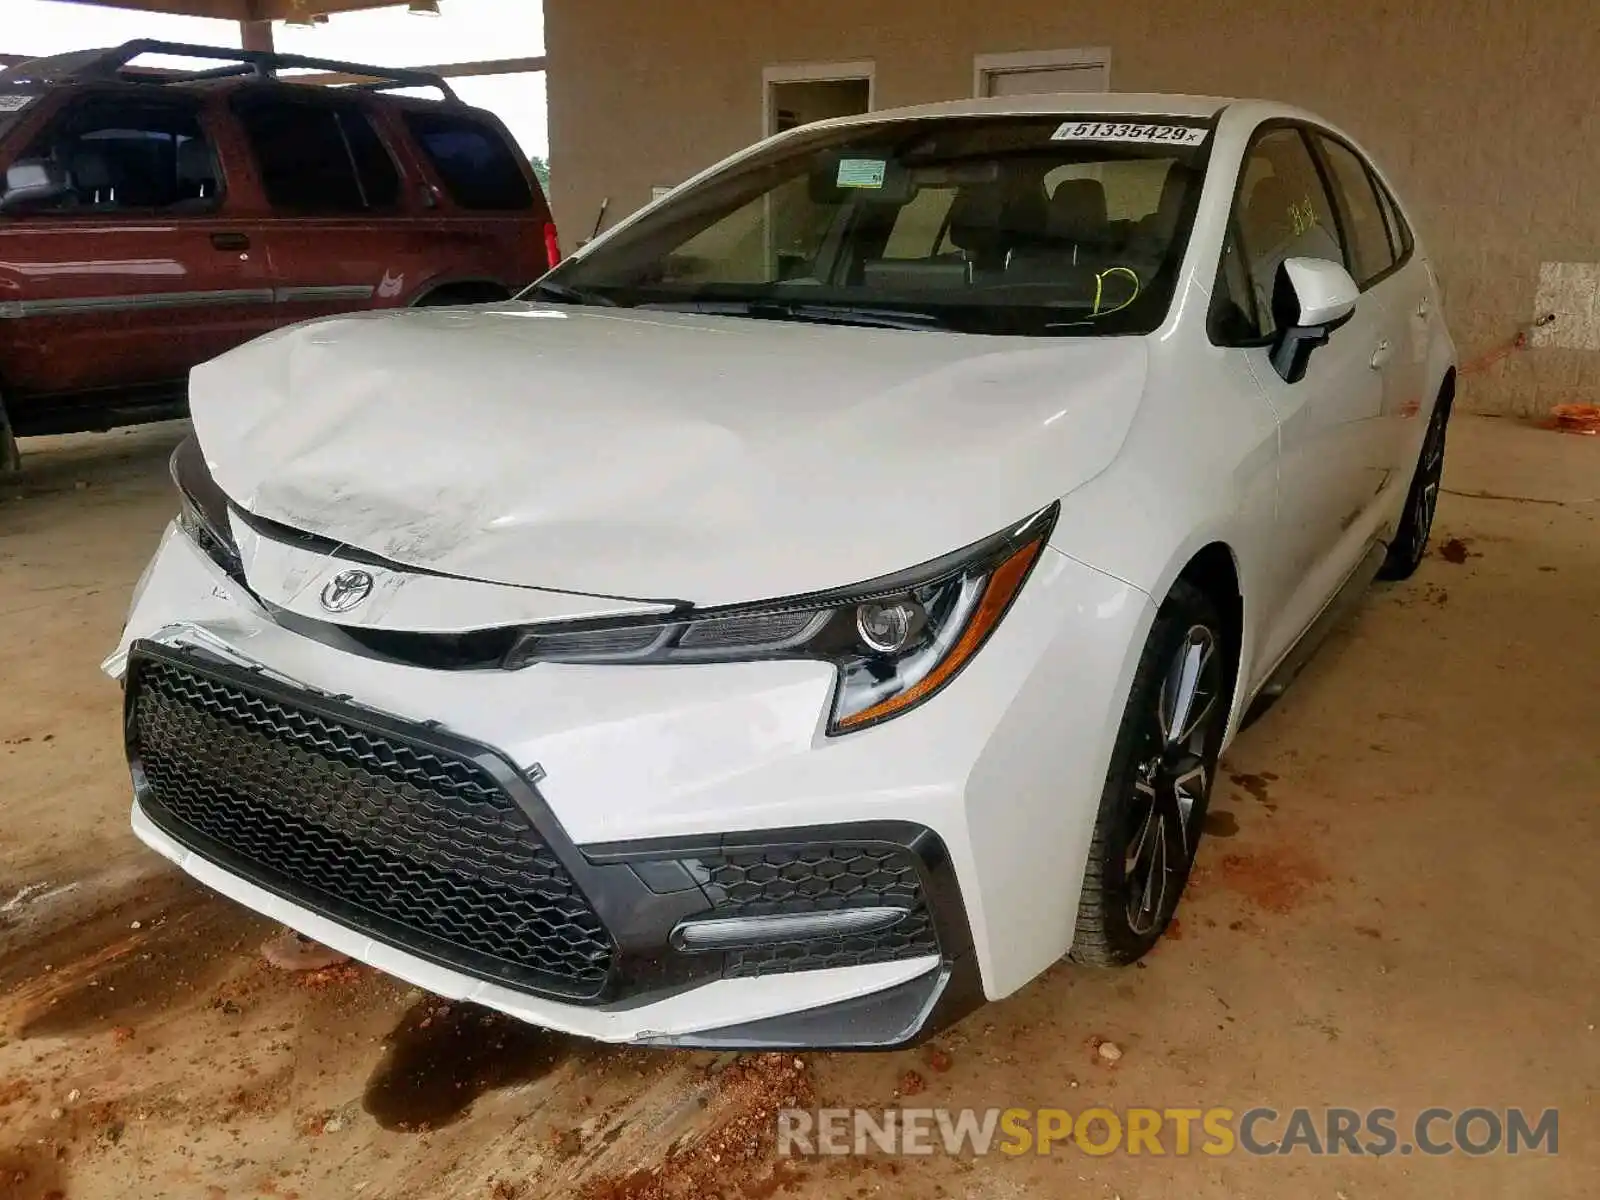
[947, 167, 1047, 252]
[1244, 175, 1294, 245]
[69, 149, 113, 192]
[176, 137, 216, 185]
[1047, 179, 1109, 240]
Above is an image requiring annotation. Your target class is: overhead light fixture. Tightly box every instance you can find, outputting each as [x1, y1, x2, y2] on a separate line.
[284, 0, 324, 26]
[408, 0, 442, 15]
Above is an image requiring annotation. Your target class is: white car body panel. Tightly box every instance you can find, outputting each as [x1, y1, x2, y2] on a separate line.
[192, 305, 1148, 606]
[109, 91, 1457, 1046]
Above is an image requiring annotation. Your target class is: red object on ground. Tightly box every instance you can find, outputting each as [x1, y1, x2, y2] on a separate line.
[1548, 404, 1600, 435]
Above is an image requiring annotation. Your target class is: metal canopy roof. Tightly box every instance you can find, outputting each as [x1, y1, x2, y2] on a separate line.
[38, 0, 405, 20]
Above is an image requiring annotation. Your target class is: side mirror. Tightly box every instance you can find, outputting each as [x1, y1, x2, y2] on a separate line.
[0, 159, 71, 215]
[1268, 257, 1359, 383]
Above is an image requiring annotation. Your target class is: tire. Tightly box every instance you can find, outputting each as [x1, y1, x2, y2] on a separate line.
[0, 390, 19, 475]
[1070, 580, 1230, 967]
[1377, 397, 1449, 580]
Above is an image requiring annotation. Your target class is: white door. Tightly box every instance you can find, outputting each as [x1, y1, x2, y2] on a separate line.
[1310, 129, 1432, 487]
[1219, 125, 1391, 686]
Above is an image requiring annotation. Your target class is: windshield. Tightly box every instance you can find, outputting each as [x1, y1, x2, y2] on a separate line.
[534, 114, 1214, 336]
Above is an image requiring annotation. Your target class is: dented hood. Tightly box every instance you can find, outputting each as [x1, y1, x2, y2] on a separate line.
[189, 303, 1149, 605]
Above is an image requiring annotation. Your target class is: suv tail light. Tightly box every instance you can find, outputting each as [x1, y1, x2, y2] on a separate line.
[543, 222, 562, 269]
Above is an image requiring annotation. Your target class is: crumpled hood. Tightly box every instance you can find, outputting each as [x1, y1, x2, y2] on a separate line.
[190, 303, 1148, 605]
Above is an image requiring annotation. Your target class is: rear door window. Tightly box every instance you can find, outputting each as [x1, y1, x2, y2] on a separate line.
[15, 93, 218, 213]
[1372, 173, 1413, 264]
[402, 110, 533, 210]
[1312, 132, 1396, 285]
[233, 93, 399, 213]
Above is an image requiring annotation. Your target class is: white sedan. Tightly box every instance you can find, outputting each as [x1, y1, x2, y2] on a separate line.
[108, 93, 1455, 1049]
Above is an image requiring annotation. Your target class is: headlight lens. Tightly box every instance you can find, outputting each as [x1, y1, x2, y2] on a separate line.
[505, 503, 1057, 734]
[171, 436, 244, 580]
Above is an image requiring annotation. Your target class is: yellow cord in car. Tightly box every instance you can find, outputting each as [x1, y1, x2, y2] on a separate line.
[1093, 266, 1142, 316]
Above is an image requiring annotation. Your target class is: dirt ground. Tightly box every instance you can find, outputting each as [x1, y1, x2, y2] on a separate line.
[1, 415, 1596, 1200]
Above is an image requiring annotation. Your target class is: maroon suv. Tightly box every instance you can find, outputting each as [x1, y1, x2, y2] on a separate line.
[0, 40, 556, 466]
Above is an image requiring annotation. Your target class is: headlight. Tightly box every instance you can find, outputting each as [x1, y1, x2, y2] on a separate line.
[505, 504, 1057, 734]
[171, 436, 244, 580]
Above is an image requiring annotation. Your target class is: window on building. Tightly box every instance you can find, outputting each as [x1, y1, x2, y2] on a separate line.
[1313, 133, 1395, 285]
[1231, 127, 1345, 337]
[233, 94, 399, 213]
[402, 111, 533, 210]
[18, 95, 217, 213]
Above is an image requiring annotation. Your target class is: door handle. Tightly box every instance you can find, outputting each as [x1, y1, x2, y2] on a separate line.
[1370, 340, 1392, 369]
[210, 232, 250, 251]
[1417, 297, 1431, 318]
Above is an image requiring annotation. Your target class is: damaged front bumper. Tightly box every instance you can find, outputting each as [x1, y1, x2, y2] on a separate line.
[108, 519, 1151, 1047]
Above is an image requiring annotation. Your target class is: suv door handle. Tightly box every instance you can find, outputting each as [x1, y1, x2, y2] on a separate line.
[210, 232, 250, 251]
[1370, 339, 1393, 369]
[1417, 297, 1431, 318]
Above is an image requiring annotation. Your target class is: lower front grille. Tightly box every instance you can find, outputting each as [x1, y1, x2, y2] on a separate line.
[128, 653, 614, 998]
[694, 844, 942, 978]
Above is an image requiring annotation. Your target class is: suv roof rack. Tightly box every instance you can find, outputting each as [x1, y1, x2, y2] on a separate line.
[0, 40, 458, 102]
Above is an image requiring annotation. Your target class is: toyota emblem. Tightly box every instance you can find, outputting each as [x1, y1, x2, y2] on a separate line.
[320, 568, 375, 614]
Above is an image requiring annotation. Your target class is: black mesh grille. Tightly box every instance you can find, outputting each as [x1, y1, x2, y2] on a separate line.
[130, 657, 613, 997]
[697, 845, 940, 978]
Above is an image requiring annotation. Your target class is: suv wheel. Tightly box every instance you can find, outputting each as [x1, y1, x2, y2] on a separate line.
[0, 390, 20, 475]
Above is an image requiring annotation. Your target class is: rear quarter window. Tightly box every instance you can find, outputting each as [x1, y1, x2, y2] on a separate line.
[402, 110, 534, 210]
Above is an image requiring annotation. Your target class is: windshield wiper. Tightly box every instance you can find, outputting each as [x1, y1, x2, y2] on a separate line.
[524, 280, 620, 307]
[643, 298, 943, 332]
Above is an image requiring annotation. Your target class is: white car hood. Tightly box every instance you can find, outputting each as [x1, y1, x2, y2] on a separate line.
[190, 303, 1148, 606]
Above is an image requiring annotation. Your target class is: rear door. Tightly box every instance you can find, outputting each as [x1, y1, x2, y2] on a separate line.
[230, 87, 416, 325]
[395, 105, 552, 292]
[0, 86, 273, 405]
[1308, 130, 1424, 484]
[1211, 124, 1389, 684]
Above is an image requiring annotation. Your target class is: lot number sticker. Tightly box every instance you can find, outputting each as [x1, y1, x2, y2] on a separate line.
[837, 158, 888, 188]
[0, 95, 37, 113]
[1051, 121, 1207, 146]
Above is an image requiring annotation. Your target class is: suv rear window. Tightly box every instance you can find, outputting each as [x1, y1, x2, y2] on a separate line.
[233, 93, 399, 213]
[402, 110, 533, 210]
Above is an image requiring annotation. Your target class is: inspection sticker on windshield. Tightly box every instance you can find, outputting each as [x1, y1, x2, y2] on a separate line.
[836, 158, 888, 188]
[1051, 121, 1208, 146]
[0, 95, 37, 113]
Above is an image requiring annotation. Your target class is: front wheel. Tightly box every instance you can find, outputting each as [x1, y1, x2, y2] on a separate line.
[0, 389, 19, 475]
[1070, 581, 1229, 967]
[1378, 399, 1449, 580]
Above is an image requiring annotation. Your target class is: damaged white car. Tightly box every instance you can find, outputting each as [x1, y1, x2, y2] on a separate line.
[108, 94, 1455, 1048]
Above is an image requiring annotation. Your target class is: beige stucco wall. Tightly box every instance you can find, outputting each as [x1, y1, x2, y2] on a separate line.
[545, 0, 1600, 415]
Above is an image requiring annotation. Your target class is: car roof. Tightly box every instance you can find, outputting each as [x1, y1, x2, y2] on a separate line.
[824, 92, 1238, 125]
[797, 93, 1353, 154]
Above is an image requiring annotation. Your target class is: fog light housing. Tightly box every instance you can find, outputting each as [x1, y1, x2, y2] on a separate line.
[671, 906, 909, 952]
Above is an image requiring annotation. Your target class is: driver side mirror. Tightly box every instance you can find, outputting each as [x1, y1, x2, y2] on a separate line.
[1268, 257, 1358, 384]
[0, 159, 71, 215]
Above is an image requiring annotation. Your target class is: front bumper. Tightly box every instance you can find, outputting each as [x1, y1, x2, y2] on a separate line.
[111, 523, 1153, 1047]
